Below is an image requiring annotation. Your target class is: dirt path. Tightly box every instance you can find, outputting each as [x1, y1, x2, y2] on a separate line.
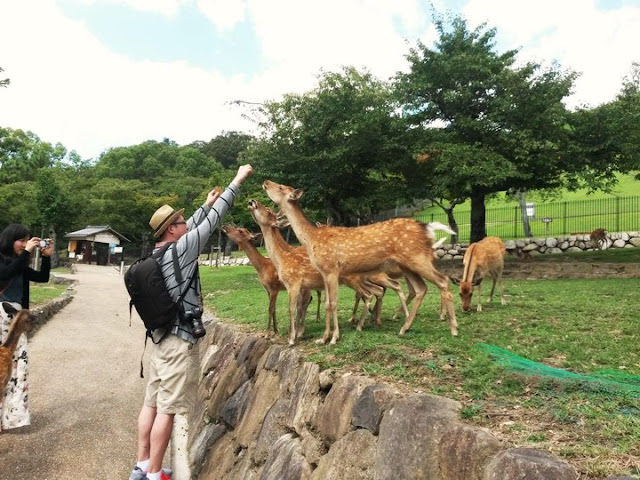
[0, 264, 149, 480]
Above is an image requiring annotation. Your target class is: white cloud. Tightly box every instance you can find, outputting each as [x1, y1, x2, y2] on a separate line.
[462, 0, 640, 107]
[197, 0, 246, 31]
[74, 0, 189, 17]
[1, 0, 638, 161]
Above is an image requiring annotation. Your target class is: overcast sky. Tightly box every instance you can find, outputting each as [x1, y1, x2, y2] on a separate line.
[1, 0, 639, 161]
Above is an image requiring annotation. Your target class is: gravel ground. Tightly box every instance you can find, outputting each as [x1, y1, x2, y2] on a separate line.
[0, 264, 151, 480]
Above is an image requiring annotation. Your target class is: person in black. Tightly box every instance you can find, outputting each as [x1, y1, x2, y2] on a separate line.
[0, 224, 53, 431]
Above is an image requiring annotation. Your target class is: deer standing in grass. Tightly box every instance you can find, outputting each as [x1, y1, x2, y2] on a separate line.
[1, 310, 31, 394]
[590, 228, 608, 250]
[222, 225, 290, 334]
[451, 236, 506, 312]
[248, 200, 407, 344]
[262, 180, 458, 345]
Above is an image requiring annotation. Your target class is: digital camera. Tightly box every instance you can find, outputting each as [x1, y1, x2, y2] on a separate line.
[39, 239, 51, 249]
[182, 306, 205, 338]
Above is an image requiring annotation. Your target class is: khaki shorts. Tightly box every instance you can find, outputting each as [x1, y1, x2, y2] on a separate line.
[144, 334, 199, 414]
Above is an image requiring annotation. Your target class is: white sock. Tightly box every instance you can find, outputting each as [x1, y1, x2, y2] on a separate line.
[147, 472, 161, 480]
[136, 459, 150, 472]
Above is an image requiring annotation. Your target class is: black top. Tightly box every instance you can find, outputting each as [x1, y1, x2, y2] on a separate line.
[0, 250, 51, 308]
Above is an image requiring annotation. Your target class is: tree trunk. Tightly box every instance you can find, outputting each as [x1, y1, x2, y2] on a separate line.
[48, 225, 59, 268]
[516, 190, 532, 237]
[444, 206, 459, 244]
[470, 188, 487, 243]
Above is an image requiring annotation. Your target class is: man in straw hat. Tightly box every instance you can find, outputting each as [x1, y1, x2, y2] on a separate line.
[130, 164, 253, 480]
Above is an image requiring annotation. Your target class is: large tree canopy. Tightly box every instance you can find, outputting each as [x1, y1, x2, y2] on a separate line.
[247, 66, 411, 225]
[395, 16, 578, 241]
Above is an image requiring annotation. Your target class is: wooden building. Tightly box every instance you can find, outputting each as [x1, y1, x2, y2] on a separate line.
[65, 225, 129, 266]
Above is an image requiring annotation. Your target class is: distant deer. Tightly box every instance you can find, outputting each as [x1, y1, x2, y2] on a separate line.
[222, 225, 317, 334]
[450, 236, 506, 312]
[590, 228, 608, 250]
[248, 200, 408, 344]
[262, 180, 458, 345]
[1, 310, 32, 394]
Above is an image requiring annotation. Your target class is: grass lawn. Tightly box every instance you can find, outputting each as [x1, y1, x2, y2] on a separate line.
[200, 249, 640, 479]
[414, 173, 640, 242]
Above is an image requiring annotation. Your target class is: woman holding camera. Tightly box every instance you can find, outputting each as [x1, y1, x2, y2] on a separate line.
[0, 223, 54, 431]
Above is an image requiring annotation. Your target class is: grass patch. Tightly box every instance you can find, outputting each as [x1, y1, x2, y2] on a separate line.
[200, 249, 640, 478]
[29, 283, 68, 305]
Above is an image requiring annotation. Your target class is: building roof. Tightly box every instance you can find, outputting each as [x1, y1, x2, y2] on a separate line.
[65, 225, 130, 242]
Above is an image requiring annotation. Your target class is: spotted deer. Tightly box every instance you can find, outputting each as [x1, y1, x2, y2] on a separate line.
[262, 180, 458, 345]
[248, 200, 407, 344]
[590, 228, 608, 250]
[1, 309, 32, 394]
[450, 236, 506, 312]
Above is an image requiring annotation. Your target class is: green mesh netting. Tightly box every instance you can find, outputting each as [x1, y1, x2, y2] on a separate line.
[478, 343, 640, 398]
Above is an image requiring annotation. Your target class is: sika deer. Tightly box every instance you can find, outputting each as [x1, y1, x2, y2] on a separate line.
[450, 236, 506, 312]
[1, 310, 32, 394]
[262, 180, 458, 345]
[248, 200, 402, 344]
[590, 228, 608, 250]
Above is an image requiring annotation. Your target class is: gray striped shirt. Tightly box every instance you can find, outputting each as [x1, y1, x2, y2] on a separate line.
[152, 183, 239, 344]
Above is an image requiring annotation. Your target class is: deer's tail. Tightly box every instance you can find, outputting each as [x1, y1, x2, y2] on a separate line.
[426, 221, 456, 248]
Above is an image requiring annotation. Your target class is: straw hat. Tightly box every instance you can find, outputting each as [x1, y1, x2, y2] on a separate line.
[149, 205, 185, 237]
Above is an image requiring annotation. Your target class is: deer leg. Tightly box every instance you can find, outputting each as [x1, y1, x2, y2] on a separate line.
[476, 282, 483, 312]
[268, 289, 279, 334]
[287, 286, 302, 346]
[317, 274, 340, 345]
[393, 279, 414, 321]
[488, 275, 497, 302]
[497, 269, 506, 306]
[315, 290, 322, 322]
[417, 264, 458, 336]
[296, 289, 312, 339]
[356, 291, 372, 332]
[398, 270, 427, 336]
[349, 292, 362, 324]
[372, 291, 383, 326]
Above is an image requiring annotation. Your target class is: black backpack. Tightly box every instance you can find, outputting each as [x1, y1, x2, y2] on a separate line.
[124, 243, 191, 336]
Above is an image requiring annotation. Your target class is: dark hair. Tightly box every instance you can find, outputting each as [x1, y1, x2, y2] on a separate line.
[0, 224, 31, 257]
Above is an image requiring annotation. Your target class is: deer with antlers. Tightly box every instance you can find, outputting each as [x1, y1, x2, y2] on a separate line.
[262, 180, 458, 345]
[248, 199, 409, 344]
[450, 236, 506, 312]
[1, 310, 32, 395]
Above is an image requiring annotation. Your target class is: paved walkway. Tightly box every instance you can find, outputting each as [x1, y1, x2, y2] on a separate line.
[0, 264, 150, 480]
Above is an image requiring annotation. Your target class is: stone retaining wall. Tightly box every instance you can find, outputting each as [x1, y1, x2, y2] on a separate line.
[187, 321, 595, 480]
[28, 276, 75, 335]
[436, 231, 640, 260]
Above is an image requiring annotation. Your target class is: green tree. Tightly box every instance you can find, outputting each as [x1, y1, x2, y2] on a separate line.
[247, 66, 410, 225]
[396, 15, 577, 241]
[35, 169, 73, 267]
[0, 66, 9, 88]
[192, 131, 254, 168]
[0, 127, 66, 183]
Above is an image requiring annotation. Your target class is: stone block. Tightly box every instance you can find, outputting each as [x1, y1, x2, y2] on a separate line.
[375, 394, 460, 480]
[484, 448, 578, 480]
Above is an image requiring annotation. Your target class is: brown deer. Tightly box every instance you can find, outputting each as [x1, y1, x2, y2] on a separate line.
[590, 228, 608, 250]
[222, 224, 308, 334]
[1, 310, 32, 394]
[450, 236, 506, 312]
[262, 180, 458, 345]
[248, 200, 407, 344]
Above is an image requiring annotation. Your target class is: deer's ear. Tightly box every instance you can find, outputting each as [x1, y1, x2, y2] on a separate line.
[252, 232, 263, 241]
[290, 188, 303, 200]
[449, 276, 460, 286]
